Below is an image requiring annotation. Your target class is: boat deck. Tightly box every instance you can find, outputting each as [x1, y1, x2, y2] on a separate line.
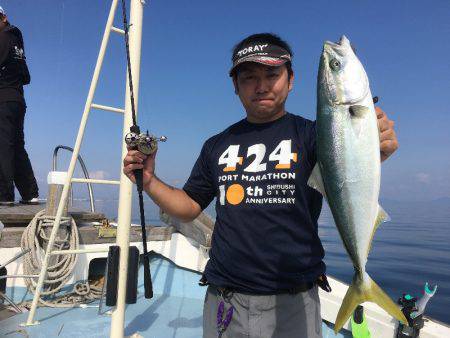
[0, 202, 105, 227]
[0, 255, 348, 338]
[0, 202, 177, 249]
[0, 205, 213, 249]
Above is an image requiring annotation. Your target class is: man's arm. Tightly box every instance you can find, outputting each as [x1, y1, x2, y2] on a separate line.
[123, 149, 202, 222]
[376, 107, 399, 162]
[145, 175, 202, 222]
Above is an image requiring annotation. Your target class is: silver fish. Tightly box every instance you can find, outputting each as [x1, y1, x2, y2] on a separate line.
[308, 35, 407, 333]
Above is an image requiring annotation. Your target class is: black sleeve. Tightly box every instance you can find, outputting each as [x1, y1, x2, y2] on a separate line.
[0, 33, 10, 66]
[183, 141, 216, 210]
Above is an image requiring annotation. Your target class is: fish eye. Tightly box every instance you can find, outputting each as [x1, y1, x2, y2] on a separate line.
[329, 59, 341, 71]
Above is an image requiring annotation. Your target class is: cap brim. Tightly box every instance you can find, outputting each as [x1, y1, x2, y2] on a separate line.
[229, 56, 288, 76]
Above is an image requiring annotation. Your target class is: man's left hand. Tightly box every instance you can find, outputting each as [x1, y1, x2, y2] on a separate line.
[376, 107, 399, 162]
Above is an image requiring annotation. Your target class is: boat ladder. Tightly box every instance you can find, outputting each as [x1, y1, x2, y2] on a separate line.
[22, 2, 145, 338]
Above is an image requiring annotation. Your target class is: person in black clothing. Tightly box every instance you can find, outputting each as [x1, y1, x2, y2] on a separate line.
[0, 7, 39, 206]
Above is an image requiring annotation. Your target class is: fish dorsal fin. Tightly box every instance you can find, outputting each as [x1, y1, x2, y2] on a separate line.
[375, 204, 390, 229]
[367, 204, 391, 256]
[307, 163, 327, 200]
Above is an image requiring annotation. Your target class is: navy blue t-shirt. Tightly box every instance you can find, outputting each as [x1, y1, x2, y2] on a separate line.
[183, 112, 324, 293]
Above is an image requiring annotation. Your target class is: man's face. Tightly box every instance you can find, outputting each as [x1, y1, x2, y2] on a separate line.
[234, 63, 293, 123]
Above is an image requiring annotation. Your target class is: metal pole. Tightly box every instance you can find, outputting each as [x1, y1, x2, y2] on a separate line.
[0, 249, 31, 270]
[0, 292, 22, 313]
[23, 0, 120, 326]
[53, 145, 96, 212]
[110, 1, 144, 337]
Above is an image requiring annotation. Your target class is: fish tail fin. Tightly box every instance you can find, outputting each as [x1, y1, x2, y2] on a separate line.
[334, 272, 407, 334]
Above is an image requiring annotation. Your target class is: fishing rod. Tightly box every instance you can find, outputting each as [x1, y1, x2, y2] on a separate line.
[121, 0, 166, 299]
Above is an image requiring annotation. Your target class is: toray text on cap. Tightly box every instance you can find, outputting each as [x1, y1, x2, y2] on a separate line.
[237, 44, 269, 57]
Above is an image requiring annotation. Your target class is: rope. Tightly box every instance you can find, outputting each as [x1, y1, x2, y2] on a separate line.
[19, 210, 103, 307]
[19, 280, 104, 309]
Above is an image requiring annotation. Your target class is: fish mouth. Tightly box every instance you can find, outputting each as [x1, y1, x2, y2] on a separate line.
[324, 36, 350, 55]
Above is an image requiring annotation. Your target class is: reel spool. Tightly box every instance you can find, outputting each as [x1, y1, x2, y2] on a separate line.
[125, 130, 167, 155]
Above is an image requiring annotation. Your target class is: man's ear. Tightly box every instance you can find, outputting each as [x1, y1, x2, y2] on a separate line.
[232, 77, 239, 95]
[288, 72, 294, 92]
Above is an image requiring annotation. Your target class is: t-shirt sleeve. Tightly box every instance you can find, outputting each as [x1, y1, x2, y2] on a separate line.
[183, 141, 216, 210]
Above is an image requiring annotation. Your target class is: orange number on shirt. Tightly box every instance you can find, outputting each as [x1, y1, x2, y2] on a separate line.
[218, 145, 243, 172]
[269, 140, 297, 169]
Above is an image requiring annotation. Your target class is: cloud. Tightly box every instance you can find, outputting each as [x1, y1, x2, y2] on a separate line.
[89, 170, 109, 180]
[414, 172, 430, 183]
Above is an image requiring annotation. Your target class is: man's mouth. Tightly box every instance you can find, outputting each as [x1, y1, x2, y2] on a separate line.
[253, 98, 274, 102]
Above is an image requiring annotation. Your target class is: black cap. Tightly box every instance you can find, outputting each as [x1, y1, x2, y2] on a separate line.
[229, 42, 292, 77]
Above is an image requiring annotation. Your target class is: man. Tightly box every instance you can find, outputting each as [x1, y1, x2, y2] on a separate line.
[123, 33, 398, 337]
[0, 6, 39, 206]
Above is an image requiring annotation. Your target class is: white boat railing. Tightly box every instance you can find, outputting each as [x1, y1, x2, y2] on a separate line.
[52, 145, 97, 212]
[21, 3, 145, 338]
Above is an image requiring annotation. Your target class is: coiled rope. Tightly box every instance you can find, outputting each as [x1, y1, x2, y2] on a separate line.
[20, 210, 103, 307]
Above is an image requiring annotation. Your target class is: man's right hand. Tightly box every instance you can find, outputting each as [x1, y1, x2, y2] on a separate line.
[123, 149, 157, 189]
[123, 148, 202, 223]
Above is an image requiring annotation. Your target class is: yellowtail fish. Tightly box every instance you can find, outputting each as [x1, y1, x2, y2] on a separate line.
[308, 35, 407, 333]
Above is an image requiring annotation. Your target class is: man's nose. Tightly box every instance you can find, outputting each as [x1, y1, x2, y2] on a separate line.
[255, 77, 270, 93]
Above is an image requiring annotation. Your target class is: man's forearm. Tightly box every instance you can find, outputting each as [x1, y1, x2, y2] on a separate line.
[144, 175, 201, 222]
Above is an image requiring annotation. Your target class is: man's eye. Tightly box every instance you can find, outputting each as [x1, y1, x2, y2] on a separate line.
[268, 73, 278, 78]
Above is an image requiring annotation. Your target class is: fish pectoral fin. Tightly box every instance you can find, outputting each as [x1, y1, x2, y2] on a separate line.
[349, 105, 370, 118]
[307, 163, 327, 199]
[349, 105, 370, 138]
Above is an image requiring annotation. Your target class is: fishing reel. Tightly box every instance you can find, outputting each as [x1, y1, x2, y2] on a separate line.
[396, 282, 437, 338]
[125, 127, 167, 155]
[396, 294, 424, 338]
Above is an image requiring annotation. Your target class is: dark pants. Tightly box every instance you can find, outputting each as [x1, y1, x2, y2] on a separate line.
[0, 101, 38, 201]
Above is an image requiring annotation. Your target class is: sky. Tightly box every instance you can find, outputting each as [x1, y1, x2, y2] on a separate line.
[2, 0, 450, 201]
